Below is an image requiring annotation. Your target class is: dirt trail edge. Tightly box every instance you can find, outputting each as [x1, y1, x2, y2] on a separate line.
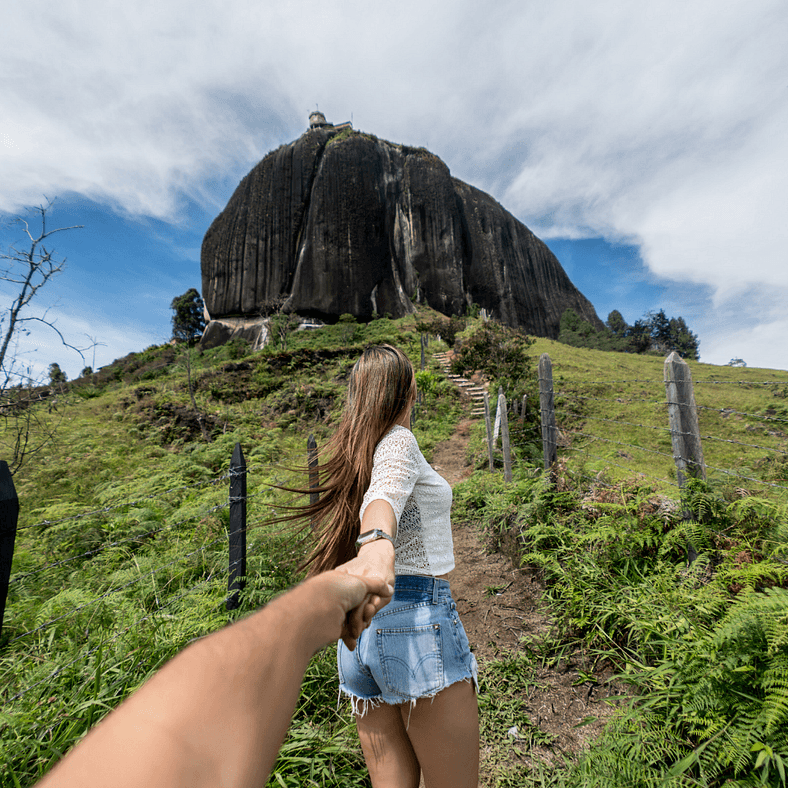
[431, 419, 623, 778]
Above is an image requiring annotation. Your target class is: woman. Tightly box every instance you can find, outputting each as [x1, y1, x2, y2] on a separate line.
[299, 344, 479, 788]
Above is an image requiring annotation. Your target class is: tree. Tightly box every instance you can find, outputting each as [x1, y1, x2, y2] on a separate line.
[557, 309, 629, 352]
[169, 288, 210, 441]
[450, 321, 534, 402]
[48, 362, 67, 385]
[415, 315, 466, 348]
[648, 309, 673, 353]
[0, 201, 90, 472]
[0, 200, 85, 386]
[606, 310, 628, 337]
[558, 305, 700, 360]
[259, 295, 300, 352]
[668, 316, 700, 361]
[170, 288, 206, 345]
[558, 308, 597, 345]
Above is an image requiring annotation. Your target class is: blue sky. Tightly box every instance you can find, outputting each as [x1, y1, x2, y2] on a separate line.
[2, 0, 787, 381]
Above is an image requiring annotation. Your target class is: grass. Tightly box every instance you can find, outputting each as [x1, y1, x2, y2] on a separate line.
[3, 316, 788, 786]
[528, 336, 788, 496]
[1, 310, 463, 786]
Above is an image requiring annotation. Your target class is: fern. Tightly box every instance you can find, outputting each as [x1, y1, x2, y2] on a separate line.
[621, 587, 788, 784]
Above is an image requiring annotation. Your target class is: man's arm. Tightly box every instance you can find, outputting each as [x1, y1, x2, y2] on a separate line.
[36, 571, 392, 788]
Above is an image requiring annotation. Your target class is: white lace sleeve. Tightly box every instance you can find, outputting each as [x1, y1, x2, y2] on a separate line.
[360, 427, 423, 525]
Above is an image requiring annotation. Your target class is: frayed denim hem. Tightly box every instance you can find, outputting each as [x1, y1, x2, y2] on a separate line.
[339, 663, 478, 728]
[337, 686, 384, 718]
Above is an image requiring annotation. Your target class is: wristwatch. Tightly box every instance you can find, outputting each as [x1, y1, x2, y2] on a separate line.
[355, 529, 395, 552]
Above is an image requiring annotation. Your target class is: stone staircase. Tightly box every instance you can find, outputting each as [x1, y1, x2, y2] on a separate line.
[433, 351, 488, 418]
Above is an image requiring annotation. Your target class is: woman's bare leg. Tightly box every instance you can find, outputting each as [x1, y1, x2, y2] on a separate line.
[356, 702, 421, 788]
[400, 680, 479, 788]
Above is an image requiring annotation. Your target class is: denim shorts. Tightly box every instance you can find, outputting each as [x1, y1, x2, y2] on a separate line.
[337, 575, 478, 716]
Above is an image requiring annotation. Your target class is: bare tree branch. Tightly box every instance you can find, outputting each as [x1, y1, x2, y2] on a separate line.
[0, 199, 88, 472]
[0, 200, 84, 380]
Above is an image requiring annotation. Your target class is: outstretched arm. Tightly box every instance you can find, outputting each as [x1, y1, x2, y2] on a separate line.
[36, 571, 393, 788]
[335, 498, 397, 589]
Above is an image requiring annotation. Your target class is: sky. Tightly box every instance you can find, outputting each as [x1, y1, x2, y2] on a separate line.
[1, 0, 786, 381]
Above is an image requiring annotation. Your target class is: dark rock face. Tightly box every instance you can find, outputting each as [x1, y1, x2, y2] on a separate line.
[201, 128, 603, 337]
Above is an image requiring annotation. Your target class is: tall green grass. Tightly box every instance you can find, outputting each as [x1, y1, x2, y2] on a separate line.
[3, 317, 787, 786]
[1, 312, 462, 786]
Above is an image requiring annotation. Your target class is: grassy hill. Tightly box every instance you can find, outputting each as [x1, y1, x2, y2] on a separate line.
[527, 336, 788, 493]
[2, 315, 787, 786]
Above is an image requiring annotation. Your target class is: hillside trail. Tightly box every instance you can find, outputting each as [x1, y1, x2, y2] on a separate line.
[427, 362, 623, 781]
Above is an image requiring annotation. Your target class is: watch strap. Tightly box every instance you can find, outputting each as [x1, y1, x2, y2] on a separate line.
[355, 528, 395, 552]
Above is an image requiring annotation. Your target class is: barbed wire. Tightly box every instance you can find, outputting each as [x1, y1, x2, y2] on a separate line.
[575, 413, 675, 436]
[562, 392, 666, 406]
[702, 463, 788, 493]
[556, 389, 788, 430]
[693, 379, 788, 386]
[573, 408, 786, 451]
[559, 443, 676, 488]
[15, 455, 302, 534]
[539, 378, 661, 385]
[10, 497, 232, 586]
[559, 426, 788, 492]
[17, 471, 234, 531]
[696, 404, 788, 425]
[562, 429, 676, 462]
[9, 530, 229, 644]
[700, 433, 788, 456]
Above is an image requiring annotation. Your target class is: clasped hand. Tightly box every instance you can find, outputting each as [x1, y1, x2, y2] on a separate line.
[335, 538, 396, 650]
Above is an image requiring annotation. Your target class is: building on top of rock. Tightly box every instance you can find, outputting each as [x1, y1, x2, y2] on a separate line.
[308, 111, 352, 132]
[309, 110, 329, 128]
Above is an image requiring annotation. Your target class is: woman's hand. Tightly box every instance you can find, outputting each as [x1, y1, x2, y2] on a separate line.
[335, 539, 395, 648]
[306, 570, 394, 651]
[334, 499, 398, 648]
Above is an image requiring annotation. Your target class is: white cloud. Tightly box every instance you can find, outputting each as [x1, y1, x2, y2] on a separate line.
[701, 315, 788, 371]
[1, 0, 787, 367]
[0, 303, 165, 384]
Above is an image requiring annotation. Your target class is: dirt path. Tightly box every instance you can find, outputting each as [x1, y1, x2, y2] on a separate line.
[431, 414, 623, 781]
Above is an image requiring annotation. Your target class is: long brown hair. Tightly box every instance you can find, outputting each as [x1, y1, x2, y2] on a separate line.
[287, 345, 415, 575]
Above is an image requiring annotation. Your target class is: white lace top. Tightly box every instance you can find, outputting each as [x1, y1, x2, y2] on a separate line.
[360, 425, 455, 576]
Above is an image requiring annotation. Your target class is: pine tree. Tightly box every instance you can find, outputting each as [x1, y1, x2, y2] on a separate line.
[48, 362, 67, 384]
[606, 310, 628, 337]
[170, 288, 206, 345]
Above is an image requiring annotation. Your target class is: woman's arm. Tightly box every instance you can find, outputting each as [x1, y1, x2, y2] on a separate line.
[344, 426, 424, 589]
[335, 498, 396, 589]
[36, 571, 392, 788]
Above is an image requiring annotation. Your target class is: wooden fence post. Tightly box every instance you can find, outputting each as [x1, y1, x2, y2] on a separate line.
[0, 461, 19, 639]
[308, 434, 319, 507]
[483, 392, 494, 471]
[420, 333, 426, 371]
[499, 391, 513, 483]
[664, 352, 706, 488]
[493, 386, 503, 444]
[227, 443, 247, 612]
[538, 354, 557, 470]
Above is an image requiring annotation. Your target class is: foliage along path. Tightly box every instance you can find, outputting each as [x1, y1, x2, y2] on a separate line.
[432, 399, 625, 782]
